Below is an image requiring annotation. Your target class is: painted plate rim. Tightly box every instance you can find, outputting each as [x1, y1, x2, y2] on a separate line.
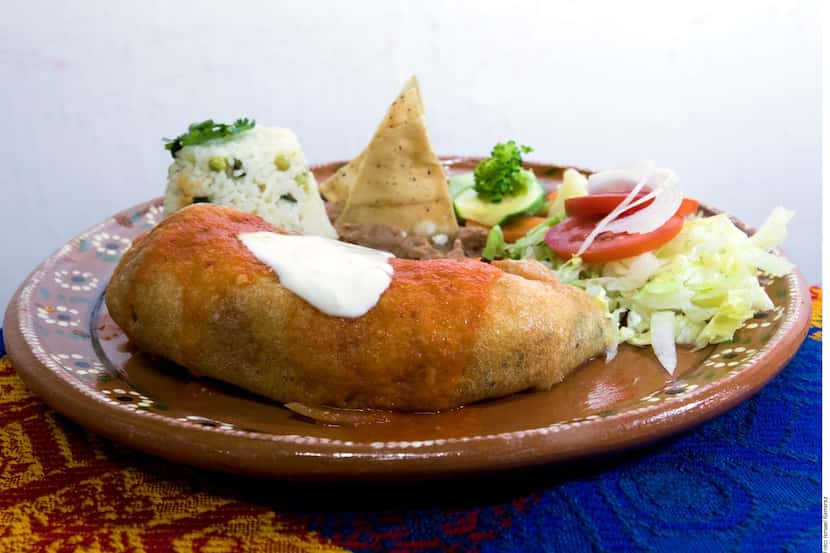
[2, 158, 812, 479]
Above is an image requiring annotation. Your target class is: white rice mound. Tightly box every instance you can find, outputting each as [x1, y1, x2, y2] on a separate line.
[163, 126, 337, 238]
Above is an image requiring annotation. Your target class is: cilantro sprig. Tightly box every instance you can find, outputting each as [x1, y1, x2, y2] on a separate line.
[164, 118, 255, 157]
[473, 140, 533, 203]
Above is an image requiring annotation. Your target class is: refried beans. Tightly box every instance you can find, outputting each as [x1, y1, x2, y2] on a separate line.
[326, 202, 488, 259]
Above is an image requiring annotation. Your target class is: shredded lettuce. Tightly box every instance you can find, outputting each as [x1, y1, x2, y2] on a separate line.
[482, 224, 506, 260]
[511, 206, 794, 372]
[650, 311, 678, 374]
[481, 214, 565, 261]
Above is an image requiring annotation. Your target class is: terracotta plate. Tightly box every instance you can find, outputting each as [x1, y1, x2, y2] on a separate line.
[3, 159, 811, 479]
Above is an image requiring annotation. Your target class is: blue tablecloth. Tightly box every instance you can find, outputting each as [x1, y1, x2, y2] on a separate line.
[0, 290, 821, 552]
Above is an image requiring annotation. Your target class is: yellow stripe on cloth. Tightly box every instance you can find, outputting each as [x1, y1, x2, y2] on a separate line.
[810, 286, 822, 341]
[0, 356, 350, 553]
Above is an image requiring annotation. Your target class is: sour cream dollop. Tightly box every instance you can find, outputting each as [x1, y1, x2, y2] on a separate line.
[238, 232, 394, 318]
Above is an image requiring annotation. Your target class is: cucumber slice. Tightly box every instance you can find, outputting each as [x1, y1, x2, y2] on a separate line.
[453, 171, 545, 226]
[448, 172, 475, 199]
[448, 173, 476, 222]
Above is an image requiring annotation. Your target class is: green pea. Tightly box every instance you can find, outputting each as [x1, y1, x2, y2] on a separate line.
[295, 171, 310, 191]
[274, 153, 291, 171]
[208, 156, 227, 171]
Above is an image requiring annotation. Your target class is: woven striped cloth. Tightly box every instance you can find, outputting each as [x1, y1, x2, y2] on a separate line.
[0, 287, 820, 552]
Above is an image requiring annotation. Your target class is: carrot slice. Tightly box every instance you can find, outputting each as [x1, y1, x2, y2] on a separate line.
[502, 217, 546, 242]
[466, 217, 547, 243]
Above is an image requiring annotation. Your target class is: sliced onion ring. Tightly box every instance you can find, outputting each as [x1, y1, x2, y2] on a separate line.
[588, 166, 673, 194]
[576, 161, 655, 257]
[577, 164, 684, 257]
[604, 173, 682, 235]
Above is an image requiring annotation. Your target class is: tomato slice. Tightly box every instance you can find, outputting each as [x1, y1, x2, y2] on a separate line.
[544, 214, 684, 263]
[565, 193, 648, 217]
[676, 198, 699, 216]
[565, 194, 699, 218]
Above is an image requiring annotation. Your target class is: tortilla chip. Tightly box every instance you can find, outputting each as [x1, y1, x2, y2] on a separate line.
[319, 150, 364, 204]
[322, 77, 458, 237]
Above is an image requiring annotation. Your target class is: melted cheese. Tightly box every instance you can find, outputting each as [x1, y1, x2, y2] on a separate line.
[239, 232, 394, 318]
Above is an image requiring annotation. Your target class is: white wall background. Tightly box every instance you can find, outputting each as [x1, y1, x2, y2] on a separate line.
[0, 0, 820, 311]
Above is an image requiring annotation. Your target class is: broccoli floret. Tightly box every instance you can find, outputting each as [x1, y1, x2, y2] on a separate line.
[473, 140, 533, 202]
